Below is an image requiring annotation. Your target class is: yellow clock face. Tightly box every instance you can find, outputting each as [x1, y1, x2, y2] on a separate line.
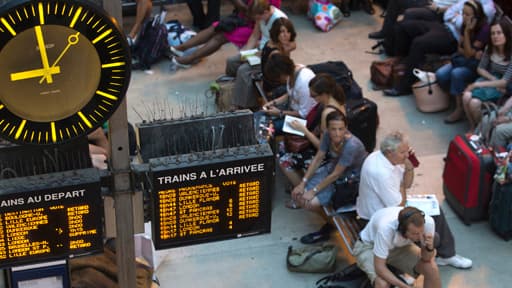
[0, 0, 130, 145]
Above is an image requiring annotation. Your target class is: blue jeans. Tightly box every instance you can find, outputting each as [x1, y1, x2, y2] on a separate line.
[436, 63, 478, 96]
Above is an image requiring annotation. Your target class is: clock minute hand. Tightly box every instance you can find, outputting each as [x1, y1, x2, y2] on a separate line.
[39, 32, 80, 84]
[34, 25, 57, 84]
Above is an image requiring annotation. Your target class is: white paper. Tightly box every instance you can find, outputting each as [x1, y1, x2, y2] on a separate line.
[406, 194, 440, 216]
[240, 48, 258, 57]
[246, 55, 261, 66]
[19, 276, 63, 288]
[283, 115, 307, 136]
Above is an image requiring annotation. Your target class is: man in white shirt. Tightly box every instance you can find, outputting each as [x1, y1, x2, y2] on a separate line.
[356, 131, 472, 269]
[354, 206, 441, 288]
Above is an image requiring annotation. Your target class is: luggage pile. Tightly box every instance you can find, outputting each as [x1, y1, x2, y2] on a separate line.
[442, 133, 512, 240]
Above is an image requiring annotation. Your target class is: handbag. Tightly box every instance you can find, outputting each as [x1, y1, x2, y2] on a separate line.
[412, 69, 449, 113]
[284, 134, 311, 153]
[286, 244, 337, 273]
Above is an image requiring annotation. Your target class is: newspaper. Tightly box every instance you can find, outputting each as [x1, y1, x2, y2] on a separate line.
[405, 194, 440, 216]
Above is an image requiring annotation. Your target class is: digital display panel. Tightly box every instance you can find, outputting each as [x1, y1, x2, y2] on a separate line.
[151, 145, 274, 249]
[0, 169, 103, 268]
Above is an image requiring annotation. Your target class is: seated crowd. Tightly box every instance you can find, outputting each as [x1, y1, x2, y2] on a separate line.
[163, 0, 512, 286]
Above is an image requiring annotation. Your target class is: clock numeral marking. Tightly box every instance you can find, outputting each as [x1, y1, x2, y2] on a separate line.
[92, 29, 112, 44]
[77, 112, 92, 128]
[15, 10, 22, 22]
[0, 104, 4, 110]
[54, 2, 58, 15]
[38, 2, 45, 25]
[2, 123, 9, 132]
[51, 121, 57, 142]
[65, 128, 70, 138]
[23, 7, 28, 19]
[1, 18, 16, 36]
[80, 10, 88, 22]
[14, 120, 26, 140]
[61, 3, 66, 16]
[9, 125, 15, 136]
[30, 131, 35, 142]
[70, 7, 82, 28]
[96, 90, 118, 100]
[101, 62, 125, 69]
[72, 125, 78, 135]
[31, 4, 36, 17]
[23, 130, 28, 141]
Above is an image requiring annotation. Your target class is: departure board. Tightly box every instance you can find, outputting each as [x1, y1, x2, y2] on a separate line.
[150, 144, 274, 249]
[0, 169, 103, 268]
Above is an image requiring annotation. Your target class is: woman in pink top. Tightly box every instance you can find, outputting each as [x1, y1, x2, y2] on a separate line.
[171, 0, 281, 67]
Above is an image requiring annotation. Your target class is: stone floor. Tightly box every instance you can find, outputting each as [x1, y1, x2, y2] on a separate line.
[122, 2, 512, 288]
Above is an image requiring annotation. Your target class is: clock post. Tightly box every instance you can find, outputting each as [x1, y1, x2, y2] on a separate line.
[102, 2, 137, 288]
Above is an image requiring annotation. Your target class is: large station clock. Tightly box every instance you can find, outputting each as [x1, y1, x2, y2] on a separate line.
[0, 0, 130, 145]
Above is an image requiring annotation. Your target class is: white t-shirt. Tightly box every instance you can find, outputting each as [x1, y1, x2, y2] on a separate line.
[356, 151, 404, 220]
[360, 207, 435, 259]
[259, 6, 287, 50]
[287, 66, 317, 118]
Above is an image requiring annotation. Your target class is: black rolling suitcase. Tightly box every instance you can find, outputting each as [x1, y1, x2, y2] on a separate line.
[346, 98, 379, 153]
[489, 182, 512, 240]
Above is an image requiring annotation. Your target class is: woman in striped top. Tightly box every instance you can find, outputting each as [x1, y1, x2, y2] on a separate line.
[462, 18, 512, 132]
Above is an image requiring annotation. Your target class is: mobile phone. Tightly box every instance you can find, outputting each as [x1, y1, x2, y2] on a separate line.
[408, 151, 420, 168]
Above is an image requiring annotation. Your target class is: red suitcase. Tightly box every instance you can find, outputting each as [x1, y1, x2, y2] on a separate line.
[442, 134, 495, 225]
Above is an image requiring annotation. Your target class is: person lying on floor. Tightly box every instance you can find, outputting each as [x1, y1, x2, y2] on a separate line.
[169, 0, 281, 68]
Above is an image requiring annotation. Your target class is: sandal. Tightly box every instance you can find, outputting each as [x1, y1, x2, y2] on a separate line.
[285, 199, 301, 209]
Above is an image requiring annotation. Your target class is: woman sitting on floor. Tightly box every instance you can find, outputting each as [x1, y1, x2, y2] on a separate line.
[260, 54, 317, 134]
[462, 18, 512, 132]
[279, 74, 347, 208]
[291, 109, 367, 243]
[170, 0, 281, 68]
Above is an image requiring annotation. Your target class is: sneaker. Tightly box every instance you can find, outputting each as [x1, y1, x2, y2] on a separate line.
[170, 46, 185, 57]
[172, 57, 191, 69]
[300, 223, 333, 244]
[368, 30, 385, 39]
[436, 255, 472, 269]
[126, 36, 134, 47]
[399, 274, 416, 285]
[300, 231, 330, 244]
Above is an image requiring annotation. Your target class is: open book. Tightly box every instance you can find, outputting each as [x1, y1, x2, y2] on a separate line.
[283, 115, 307, 136]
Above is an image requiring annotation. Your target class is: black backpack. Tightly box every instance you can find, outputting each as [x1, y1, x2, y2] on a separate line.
[132, 15, 169, 70]
[307, 61, 363, 100]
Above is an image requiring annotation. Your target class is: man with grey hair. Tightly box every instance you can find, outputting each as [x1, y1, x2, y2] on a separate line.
[356, 131, 472, 269]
